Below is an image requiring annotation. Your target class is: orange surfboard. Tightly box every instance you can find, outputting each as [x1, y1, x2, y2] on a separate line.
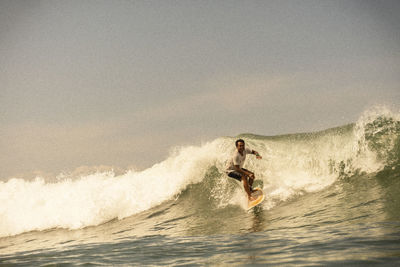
[247, 188, 265, 210]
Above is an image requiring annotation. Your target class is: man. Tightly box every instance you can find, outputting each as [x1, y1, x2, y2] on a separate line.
[226, 139, 262, 201]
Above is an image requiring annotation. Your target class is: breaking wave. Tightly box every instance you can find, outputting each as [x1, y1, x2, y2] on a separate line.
[1, 106, 399, 237]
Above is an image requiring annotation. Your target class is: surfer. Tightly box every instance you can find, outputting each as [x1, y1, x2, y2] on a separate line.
[226, 139, 262, 201]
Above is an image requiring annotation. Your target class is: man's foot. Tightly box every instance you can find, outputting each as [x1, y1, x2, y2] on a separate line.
[248, 195, 256, 201]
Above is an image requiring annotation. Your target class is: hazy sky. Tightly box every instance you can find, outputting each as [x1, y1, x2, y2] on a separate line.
[1, 0, 399, 179]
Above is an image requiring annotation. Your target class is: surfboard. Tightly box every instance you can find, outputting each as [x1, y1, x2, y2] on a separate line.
[247, 188, 265, 210]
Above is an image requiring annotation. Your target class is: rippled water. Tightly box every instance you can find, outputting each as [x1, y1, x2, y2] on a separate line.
[1, 170, 400, 266]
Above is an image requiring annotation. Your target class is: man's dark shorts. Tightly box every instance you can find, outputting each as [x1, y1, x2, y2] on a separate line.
[227, 168, 250, 182]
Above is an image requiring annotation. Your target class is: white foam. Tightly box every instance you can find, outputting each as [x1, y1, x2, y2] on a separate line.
[0, 141, 224, 237]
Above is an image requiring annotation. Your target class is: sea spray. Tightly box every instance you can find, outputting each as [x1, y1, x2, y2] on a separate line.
[354, 106, 400, 168]
[236, 106, 399, 207]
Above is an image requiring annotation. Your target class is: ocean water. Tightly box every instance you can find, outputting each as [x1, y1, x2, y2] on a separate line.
[1, 107, 400, 266]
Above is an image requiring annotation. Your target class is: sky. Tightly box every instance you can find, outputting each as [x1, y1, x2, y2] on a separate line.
[1, 0, 399, 179]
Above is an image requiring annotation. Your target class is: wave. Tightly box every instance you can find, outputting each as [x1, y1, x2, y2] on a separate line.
[0, 106, 399, 238]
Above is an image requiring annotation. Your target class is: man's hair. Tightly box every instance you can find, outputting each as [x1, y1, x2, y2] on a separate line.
[235, 139, 245, 147]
